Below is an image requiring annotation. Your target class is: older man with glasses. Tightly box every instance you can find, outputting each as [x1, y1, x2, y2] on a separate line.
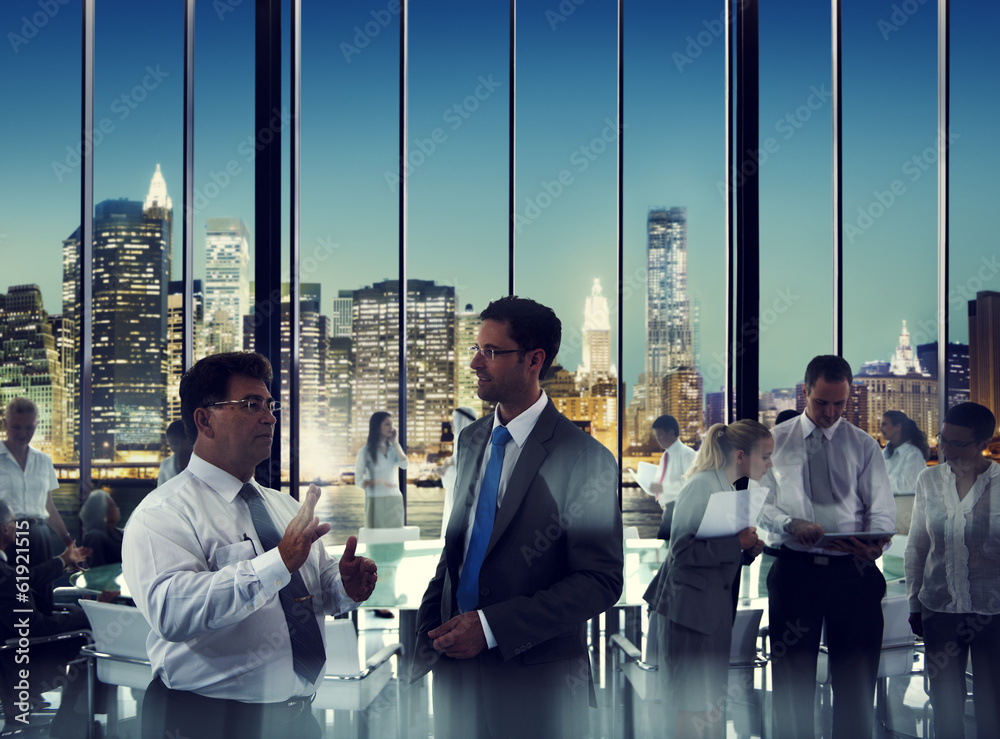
[123, 351, 378, 739]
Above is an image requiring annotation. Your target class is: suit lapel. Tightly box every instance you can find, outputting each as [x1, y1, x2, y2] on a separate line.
[484, 400, 558, 560]
[446, 415, 492, 576]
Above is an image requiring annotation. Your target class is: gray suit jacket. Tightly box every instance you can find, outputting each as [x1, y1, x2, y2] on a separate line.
[644, 468, 744, 636]
[412, 399, 623, 732]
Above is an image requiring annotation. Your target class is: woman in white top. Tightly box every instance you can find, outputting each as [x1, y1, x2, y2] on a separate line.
[905, 402, 1000, 739]
[881, 410, 930, 495]
[355, 411, 408, 528]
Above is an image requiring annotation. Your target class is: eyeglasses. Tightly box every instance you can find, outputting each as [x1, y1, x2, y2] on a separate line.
[205, 398, 281, 415]
[467, 345, 526, 362]
[935, 434, 980, 449]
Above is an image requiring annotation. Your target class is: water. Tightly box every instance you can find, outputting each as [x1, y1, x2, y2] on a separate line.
[53, 481, 664, 545]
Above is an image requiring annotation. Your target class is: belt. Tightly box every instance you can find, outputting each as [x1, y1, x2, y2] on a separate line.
[16, 517, 47, 526]
[260, 695, 314, 722]
[763, 545, 855, 567]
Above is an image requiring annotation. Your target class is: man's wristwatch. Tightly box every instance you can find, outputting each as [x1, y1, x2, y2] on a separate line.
[782, 516, 795, 534]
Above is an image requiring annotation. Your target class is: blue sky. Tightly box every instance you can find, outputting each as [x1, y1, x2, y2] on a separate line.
[2, 0, 997, 397]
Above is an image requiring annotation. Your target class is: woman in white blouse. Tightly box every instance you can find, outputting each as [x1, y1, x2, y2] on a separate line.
[881, 410, 930, 495]
[355, 411, 408, 528]
[905, 402, 999, 739]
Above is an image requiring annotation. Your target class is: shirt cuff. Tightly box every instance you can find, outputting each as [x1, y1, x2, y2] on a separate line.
[251, 547, 292, 599]
[478, 609, 497, 649]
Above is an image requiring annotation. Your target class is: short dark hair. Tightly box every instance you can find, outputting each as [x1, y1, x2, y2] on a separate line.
[180, 352, 273, 442]
[804, 355, 853, 393]
[652, 415, 680, 437]
[775, 409, 800, 426]
[166, 420, 187, 440]
[944, 402, 997, 442]
[479, 296, 561, 379]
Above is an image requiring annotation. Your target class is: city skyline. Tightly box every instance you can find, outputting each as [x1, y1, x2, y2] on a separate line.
[3, 1, 999, 449]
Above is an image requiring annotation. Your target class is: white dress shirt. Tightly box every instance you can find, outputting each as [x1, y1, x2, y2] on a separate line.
[883, 441, 926, 495]
[656, 439, 697, 509]
[759, 414, 896, 553]
[0, 443, 58, 520]
[459, 390, 548, 647]
[122, 453, 357, 702]
[905, 461, 1000, 615]
[355, 444, 407, 497]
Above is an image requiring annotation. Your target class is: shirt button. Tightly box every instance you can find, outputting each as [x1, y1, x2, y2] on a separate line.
[480, 587, 490, 597]
[247, 604, 253, 611]
[276, 579, 283, 587]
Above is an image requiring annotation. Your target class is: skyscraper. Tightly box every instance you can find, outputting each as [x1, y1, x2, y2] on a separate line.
[579, 278, 612, 393]
[0, 284, 67, 460]
[88, 186, 171, 461]
[454, 303, 485, 414]
[166, 280, 204, 424]
[969, 291, 1000, 437]
[350, 280, 455, 454]
[888, 320, 925, 376]
[916, 341, 970, 410]
[645, 207, 694, 422]
[204, 218, 250, 355]
[331, 294, 353, 339]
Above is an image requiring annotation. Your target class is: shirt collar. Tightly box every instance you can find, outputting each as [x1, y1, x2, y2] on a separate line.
[492, 390, 548, 448]
[665, 438, 683, 454]
[799, 413, 840, 441]
[187, 452, 260, 503]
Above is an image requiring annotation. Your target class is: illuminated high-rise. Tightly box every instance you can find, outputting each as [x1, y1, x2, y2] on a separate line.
[969, 291, 1000, 437]
[580, 278, 612, 392]
[166, 280, 204, 424]
[454, 303, 485, 413]
[0, 284, 67, 460]
[89, 187, 170, 461]
[204, 218, 250, 355]
[350, 280, 455, 454]
[646, 207, 693, 422]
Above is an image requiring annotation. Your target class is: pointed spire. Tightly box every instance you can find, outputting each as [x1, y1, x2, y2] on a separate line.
[144, 163, 173, 212]
[890, 319, 924, 376]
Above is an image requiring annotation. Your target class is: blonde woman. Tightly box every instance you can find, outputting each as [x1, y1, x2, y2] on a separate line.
[644, 420, 773, 739]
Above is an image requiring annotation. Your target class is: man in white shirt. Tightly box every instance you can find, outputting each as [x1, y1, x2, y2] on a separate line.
[123, 352, 377, 739]
[412, 297, 623, 739]
[759, 355, 896, 739]
[648, 414, 697, 510]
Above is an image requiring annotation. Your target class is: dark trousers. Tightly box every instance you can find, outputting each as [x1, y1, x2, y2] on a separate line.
[766, 552, 885, 739]
[141, 676, 321, 739]
[922, 609, 1000, 739]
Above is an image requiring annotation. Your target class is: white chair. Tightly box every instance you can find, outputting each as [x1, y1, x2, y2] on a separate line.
[610, 609, 768, 739]
[313, 618, 403, 737]
[357, 526, 420, 545]
[79, 600, 153, 739]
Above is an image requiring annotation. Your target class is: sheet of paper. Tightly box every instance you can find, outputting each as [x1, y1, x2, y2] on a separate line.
[694, 485, 768, 538]
[630, 461, 661, 496]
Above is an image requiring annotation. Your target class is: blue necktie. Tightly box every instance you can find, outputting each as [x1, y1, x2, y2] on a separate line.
[457, 426, 513, 613]
[239, 483, 326, 684]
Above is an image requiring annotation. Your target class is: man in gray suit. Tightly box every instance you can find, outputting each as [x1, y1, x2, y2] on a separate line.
[412, 296, 623, 739]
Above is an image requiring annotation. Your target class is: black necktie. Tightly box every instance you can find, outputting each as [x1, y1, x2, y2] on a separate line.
[239, 483, 326, 684]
